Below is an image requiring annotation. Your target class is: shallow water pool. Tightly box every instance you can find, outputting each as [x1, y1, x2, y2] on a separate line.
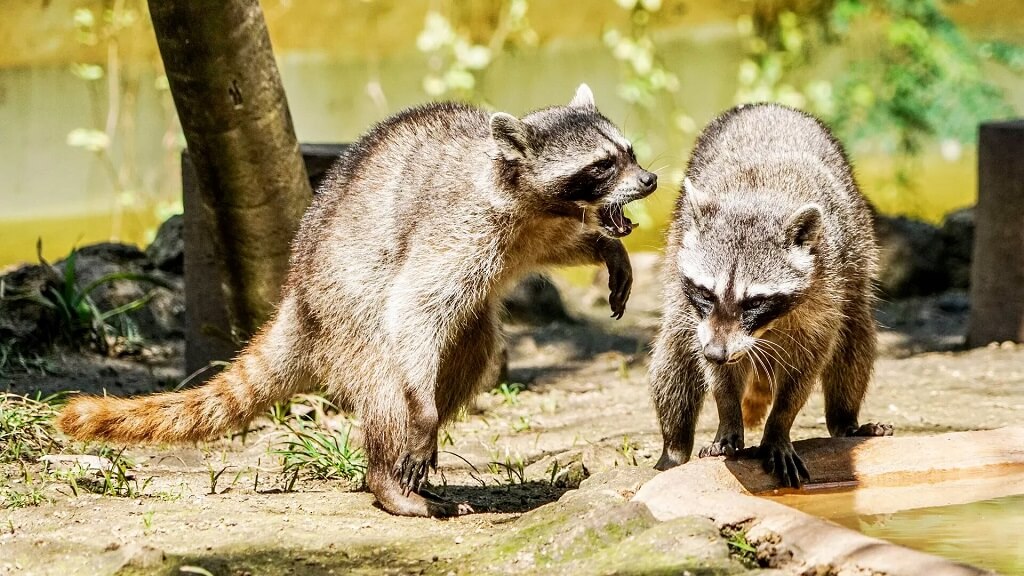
[767, 475, 1024, 574]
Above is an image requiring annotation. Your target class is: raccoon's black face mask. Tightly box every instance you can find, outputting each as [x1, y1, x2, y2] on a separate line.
[489, 84, 658, 238]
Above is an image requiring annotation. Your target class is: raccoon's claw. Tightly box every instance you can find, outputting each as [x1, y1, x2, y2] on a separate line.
[844, 422, 894, 437]
[394, 452, 432, 496]
[758, 440, 810, 488]
[698, 434, 744, 458]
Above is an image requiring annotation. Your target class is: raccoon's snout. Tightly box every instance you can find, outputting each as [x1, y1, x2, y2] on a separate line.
[638, 170, 657, 194]
[702, 343, 746, 365]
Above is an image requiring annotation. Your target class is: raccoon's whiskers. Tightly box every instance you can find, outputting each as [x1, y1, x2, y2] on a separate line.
[771, 328, 815, 359]
[747, 345, 776, 396]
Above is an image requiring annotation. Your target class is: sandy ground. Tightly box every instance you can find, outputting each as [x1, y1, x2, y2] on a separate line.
[1, 253, 1022, 575]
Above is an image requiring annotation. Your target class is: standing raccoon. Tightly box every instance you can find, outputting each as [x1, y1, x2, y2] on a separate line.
[58, 85, 657, 516]
[649, 104, 892, 487]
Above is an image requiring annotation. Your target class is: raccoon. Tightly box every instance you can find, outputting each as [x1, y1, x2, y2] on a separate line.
[57, 85, 657, 516]
[649, 103, 892, 487]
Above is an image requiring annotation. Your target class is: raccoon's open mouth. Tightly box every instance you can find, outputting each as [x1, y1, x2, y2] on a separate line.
[598, 204, 634, 238]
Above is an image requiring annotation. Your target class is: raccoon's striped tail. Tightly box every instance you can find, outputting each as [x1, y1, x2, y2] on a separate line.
[57, 313, 302, 444]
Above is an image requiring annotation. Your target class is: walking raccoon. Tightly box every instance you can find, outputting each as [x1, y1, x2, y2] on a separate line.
[58, 85, 657, 516]
[650, 104, 892, 487]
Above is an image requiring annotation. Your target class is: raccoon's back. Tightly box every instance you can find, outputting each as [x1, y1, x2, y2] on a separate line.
[688, 104, 850, 181]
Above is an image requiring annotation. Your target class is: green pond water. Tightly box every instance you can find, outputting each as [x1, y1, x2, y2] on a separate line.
[774, 490, 1024, 574]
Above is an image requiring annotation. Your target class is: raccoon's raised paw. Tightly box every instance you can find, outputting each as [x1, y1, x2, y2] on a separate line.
[698, 434, 744, 458]
[843, 422, 894, 437]
[758, 440, 810, 488]
[608, 263, 632, 320]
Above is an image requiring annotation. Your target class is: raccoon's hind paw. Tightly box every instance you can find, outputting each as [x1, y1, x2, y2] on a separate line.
[758, 440, 810, 488]
[394, 451, 433, 496]
[844, 422, 894, 437]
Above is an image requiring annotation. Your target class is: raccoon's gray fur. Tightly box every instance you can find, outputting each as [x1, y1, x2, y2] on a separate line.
[58, 85, 657, 517]
[649, 103, 892, 486]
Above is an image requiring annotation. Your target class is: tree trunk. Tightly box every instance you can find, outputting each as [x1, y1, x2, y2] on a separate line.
[148, 0, 311, 337]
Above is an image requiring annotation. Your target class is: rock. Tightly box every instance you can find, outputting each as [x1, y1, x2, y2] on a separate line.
[0, 263, 60, 346]
[940, 207, 974, 290]
[502, 274, 572, 325]
[874, 215, 948, 298]
[146, 214, 184, 274]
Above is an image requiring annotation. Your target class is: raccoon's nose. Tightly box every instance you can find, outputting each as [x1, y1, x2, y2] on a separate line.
[702, 343, 729, 365]
[638, 171, 657, 192]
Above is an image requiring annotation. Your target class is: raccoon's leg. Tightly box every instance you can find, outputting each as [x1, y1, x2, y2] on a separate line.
[758, 374, 814, 488]
[699, 363, 750, 458]
[650, 324, 706, 470]
[823, 299, 894, 438]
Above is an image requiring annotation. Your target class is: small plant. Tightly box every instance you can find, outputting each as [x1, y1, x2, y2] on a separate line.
[512, 415, 532, 433]
[723, 527, 760, 568]
[488, 453, 526, 486]
[273, 421, 367, 486]
[0, 392, 64, 463]
[618, 436, 638, 466]
[142, 510, 155, 533]
[491, 382, 525, 406]
[71, 447, 152, 498]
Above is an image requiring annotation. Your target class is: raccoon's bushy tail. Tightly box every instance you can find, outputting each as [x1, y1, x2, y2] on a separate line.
[741, 379, 773, 429]
[57, 312, 303, 444]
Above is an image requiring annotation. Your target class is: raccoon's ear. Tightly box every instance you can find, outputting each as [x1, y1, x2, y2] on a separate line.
[684, 178, 711, 231]
[784, 203, 823, 249]
[569, 83, 597, 111]
[490, 112, 535, 161]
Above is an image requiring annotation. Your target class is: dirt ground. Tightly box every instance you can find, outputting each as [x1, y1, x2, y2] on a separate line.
[2, 253, 1022, 575]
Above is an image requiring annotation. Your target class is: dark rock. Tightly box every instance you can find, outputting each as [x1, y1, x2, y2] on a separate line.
[502, 274, 572, 325]
[940, 207, 974, 290]
[146, 214, 184, 274]
[0, 263, 60, 346]
[874, 215, 948, 298]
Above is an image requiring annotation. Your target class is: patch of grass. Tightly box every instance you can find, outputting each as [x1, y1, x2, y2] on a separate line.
[491, 382, 525, 406]
[1, 468, 49, 509]
[722, 526, 759, 568]
[0, 392, 64, 463]
[273, 420, 367, 486]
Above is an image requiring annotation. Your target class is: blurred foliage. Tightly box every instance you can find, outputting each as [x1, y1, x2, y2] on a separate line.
[64, 0, 184, 241]
[416, 0, 537, 100]
[415, 0, 1021, 192]
[738, 0, 1019, 190]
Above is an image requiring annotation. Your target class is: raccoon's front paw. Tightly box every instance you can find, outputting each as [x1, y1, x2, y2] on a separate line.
[698, 433, 744, 458]
[394, 448, 437, 496]
[607, 258, 632, 320]
[600, 239, 632, 319]
[842, 422, 894, 437]
[758, 439, 810, 488]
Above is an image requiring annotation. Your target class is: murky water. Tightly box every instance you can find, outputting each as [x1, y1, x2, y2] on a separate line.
[767, 476, 1024, 574]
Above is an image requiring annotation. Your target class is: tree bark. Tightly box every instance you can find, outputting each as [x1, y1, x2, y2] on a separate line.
[149, 0, 311, 337]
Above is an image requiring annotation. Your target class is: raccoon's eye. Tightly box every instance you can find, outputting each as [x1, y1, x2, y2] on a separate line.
[590, 157, 616, 174]
[742, 296, 767, 311]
